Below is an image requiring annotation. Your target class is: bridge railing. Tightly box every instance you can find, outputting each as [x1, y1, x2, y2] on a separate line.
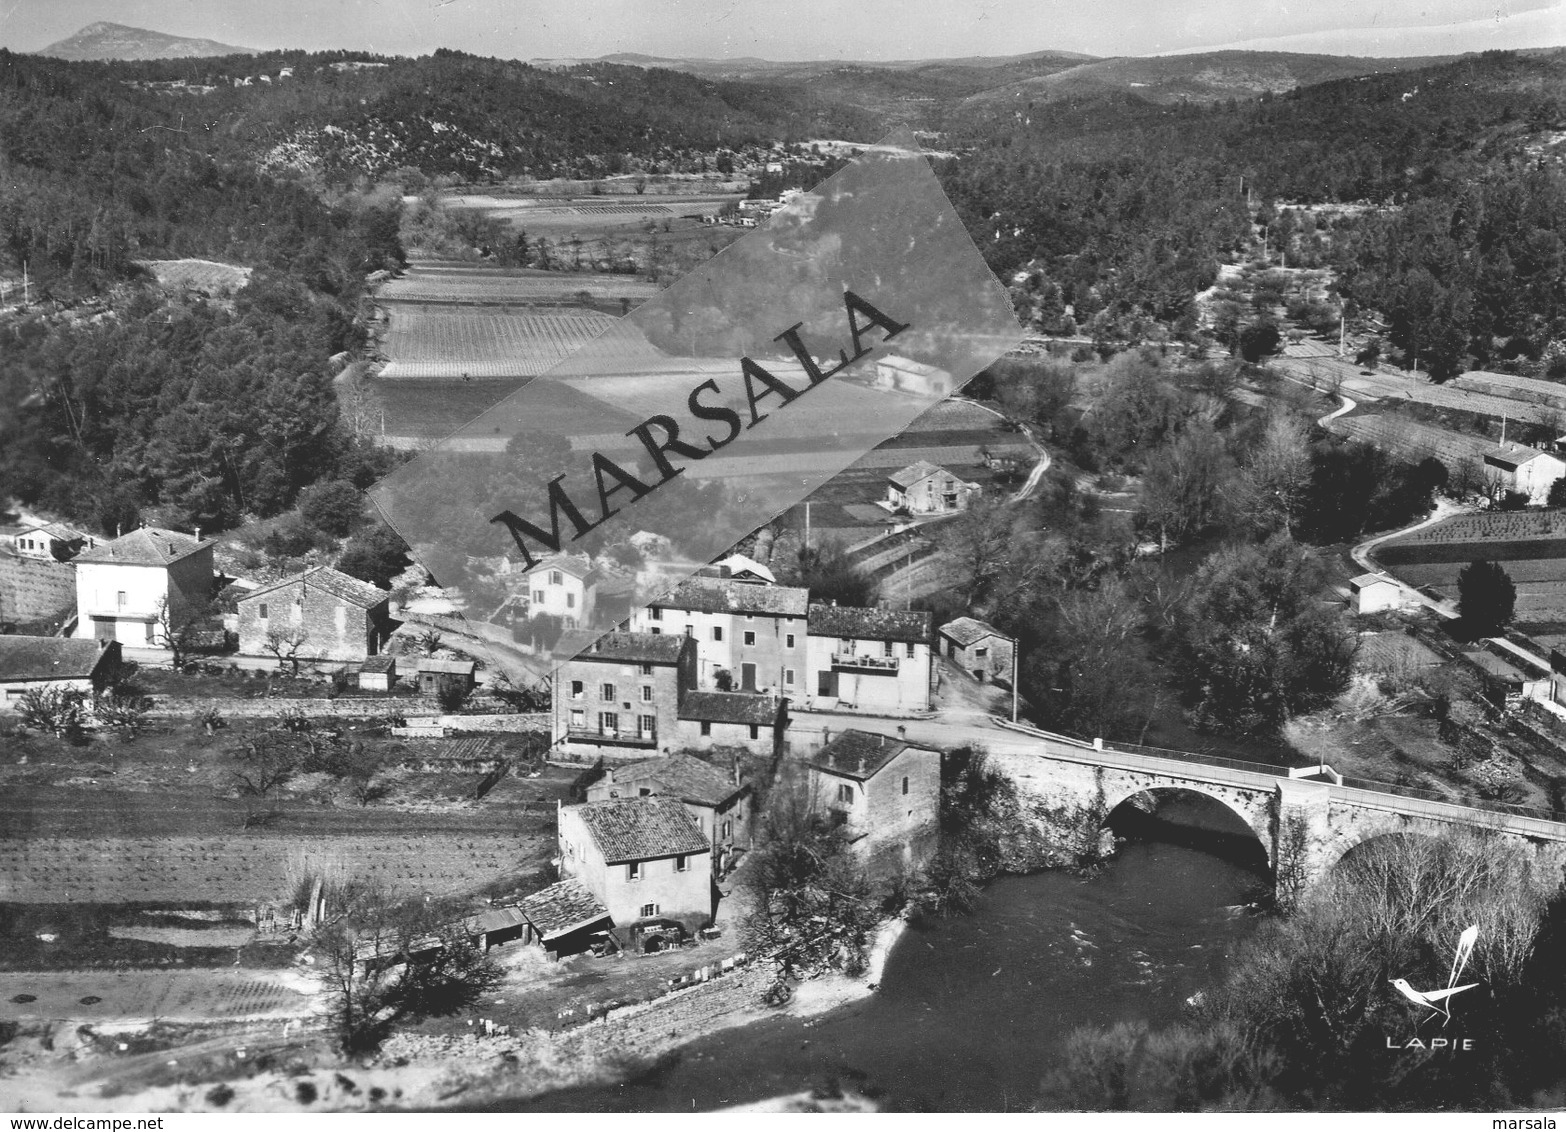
[1105, 740, 1292, 780]
[1337, 774, 1566, 826]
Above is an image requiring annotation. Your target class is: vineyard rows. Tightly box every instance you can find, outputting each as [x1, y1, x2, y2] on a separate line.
[1387, 381, 1563, 426]
[1453, 371, 1566, 411]
[1, 834, 529, 904]
[1390, 511, 1566, 544]
[380, 310, 618, 378]
[134, 258, 252, 293]
[379, 275, 660, 304]
[1329, 414, 1492, 466]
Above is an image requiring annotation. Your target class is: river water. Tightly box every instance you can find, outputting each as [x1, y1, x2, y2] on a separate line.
[510, 793, 1271, 1112]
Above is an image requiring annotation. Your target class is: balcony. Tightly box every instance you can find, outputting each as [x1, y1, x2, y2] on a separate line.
[831, 652, 900, 673]
[566, 726, 658, 748]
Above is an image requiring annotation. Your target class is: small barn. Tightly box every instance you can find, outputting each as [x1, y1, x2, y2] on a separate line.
[416, 657, 475, 696]
[517, 878, 612, 958]
[358, 654, 397, 691]
[938, 617, 1016, 685]
[1349, 572, 1402, 615]
[0, 637, 121, 710]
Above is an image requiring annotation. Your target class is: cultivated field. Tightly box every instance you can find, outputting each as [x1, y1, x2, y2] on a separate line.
[379, 309, 617, 379]
[1386, 511, 1566, 545]
[1454, 371, 1566, 411]
[0, 969, 312, 1022]
[378, 261, 661, 306]
[1376, 511, 1566, 622]
[443, 193, 737, 233]
[1329, 413, 1493, 466]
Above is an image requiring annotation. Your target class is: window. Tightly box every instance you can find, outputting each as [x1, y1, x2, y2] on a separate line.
[844, 638, 856, 654]
[532, 589, 544, 603]
[975, 646, 988, 658]
[640, 902, 659, 918]
[700, 721, 712, 736]
[712, 626, 724, 642]
[258, 603, 268, 620]
[650, 627, 662, 635]
[748, 724, 759, 740]
[600, 710, 619, 733]
[627, 861, 641, 881]
[649, 607, 663, 621]
[907, 642, 917, 658]
[117, 591, 127, 609]
[566, 592, 576, 609]
[640, 685, 652, 702]
[570, 709, 585, 727]
[837, 783, 854, 804]
[675, 855, 689, 872]
[601, 683, 616, 701]
[144, 621, 156, 644]
[743, 631, 756, 646]
[883, 641, 895, 657]
[549, 570, 563, 586]
[684, 625, 694, 638]
[639, 713, 655, 735]
[745, 613, 755, 622]
[722, 820, 732, 839]
[571, 680, 584, 699]
[292, 598, 303, 623]
[786, 633, 795, 649]
[902, 776, 910, 795]
[636, 663, 653, 677]
[784, 668, 795, 686]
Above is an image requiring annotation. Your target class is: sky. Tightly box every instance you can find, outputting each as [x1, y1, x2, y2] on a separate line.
[1, 0, 1562, 60]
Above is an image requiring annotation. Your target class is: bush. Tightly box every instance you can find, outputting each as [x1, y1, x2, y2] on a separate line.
[205, 1083, 235, 1107]
[298, 480, 365, 537]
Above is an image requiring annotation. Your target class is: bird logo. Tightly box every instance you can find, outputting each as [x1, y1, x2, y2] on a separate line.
[1390, 924, 1480, 1025]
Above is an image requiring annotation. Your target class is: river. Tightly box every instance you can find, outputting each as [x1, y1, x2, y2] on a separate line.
[507, 793, 1271, 1112]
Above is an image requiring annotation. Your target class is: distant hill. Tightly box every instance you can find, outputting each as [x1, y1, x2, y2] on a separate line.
[961, 49, 1457, 107]
[530, 48, 1098, 81]
[35, 22, 257, 62]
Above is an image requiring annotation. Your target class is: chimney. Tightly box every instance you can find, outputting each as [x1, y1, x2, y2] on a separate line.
[822, 725, 831, 746]
[194, 526, 201, 541]
[732, 755, 741, 786]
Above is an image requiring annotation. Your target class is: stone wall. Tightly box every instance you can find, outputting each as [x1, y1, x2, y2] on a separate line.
[0, 550, 76, 624]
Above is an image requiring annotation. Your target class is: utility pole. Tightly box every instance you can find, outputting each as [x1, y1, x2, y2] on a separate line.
[803, 501, 810, 552]
[1011, 642, 1018, 724]
[1339, 311, 1346, 358]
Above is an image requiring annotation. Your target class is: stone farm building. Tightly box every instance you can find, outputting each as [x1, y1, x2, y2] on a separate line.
[0, 636, 121, 709]
[885, 460, 978, 516]
[10, 522, 97, 561]
[557, 796, 715, 938]
[552, 632, 697, 759]
[805, 604, 933, 712]
[938, 616, 1016, 685]
[73, 527, 216, 647]
[806, 728, 941, 879]
[236, 566, 397, 662]
[873, 355, 954, 398]
[515, 879, 611, 958]
[585, 751, 756, 870]
[676, 690, 787, 756]
[1480, 443, 1566, 506]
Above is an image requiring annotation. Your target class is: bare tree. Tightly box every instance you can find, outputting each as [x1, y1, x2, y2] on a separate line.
[233, 731, 297, 798]
[152, 595, 216, 671]
[264, 626, 310, 675]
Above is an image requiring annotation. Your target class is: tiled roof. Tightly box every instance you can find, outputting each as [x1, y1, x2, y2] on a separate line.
[518, 879, 610, 941]
[529, 552, 594, 580]
[574, 632, 691, 665]
[466, 906, 529, 935]
[651, 576, 808, 617]
[1481, 444, 1557, 468]
[808, 728, 934, 782]
[241, 566, 388, 609]
[360, 655, 396, 673]
[1350, 573, 1396, 589]
[679, 691, 781, 727]
[19, 522, 94, 545]
[0, 636, 114, 682]
[887, 459, 953, 488]
[713, 553, 777, 583]
[611, 752, 743, 807]
[939, 616, 1006, 647]
[807, 603, 931, 644]
[74, 527, 214, 567]
[572, 797, 711, 863]
[417, 657, 475, 675]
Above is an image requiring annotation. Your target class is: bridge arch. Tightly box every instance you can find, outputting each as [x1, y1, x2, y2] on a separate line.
[1101, 783, 1274, 879]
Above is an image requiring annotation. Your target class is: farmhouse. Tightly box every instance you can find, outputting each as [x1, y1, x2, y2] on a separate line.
[0, 636, 121, 709]
[526, 553, 598, 627]
[626, 576, 808, 693]
[806, 728, 941, 878]
[236, 566, 396, 662]
[11, 522, 96, 562]
[73, 526, 216, 647]
[806, 604, 933, 713]
[552, 632, 697, 758]
[873, 355, 954, 398]
[584, 750, 755, 867]
[938, 617, 1015, 684]
[676, 690, 787, 756]
[557, 797, 715, 937]
[885, 461, 978, 516]
[1349, 572, 1403, 615]
[1480, 443, 1566, 506]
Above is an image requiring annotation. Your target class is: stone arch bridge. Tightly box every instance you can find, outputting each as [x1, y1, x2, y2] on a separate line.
[991, 723, 1566, 897]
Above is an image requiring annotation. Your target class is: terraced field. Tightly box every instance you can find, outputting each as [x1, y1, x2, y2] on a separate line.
[379, 309, 617, 378]
[1329, 413, 1493, 465]
[378, 266, 660, 305]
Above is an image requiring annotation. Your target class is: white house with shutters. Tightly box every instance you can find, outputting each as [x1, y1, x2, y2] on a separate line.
[73, 527, 216, 647]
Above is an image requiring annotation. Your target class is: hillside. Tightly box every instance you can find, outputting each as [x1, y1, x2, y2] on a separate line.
[961, 49, 1456, 107]
[35, 21, 256, 61]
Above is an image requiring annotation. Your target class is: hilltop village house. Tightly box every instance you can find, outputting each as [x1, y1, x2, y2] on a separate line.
[552, 632, 698, 758]
[884, 461, 979, 516]
[0, 636, 121, 710]
[938, 616, 1016, 685]
[235, 566, 396, 662]
[806, 604, 933, 713]
[806, 728, 941, 878]
[1481, 443, 1566, 505]
[557, 797, 715, 938]
[585, 750, 755, 873]
[625, 576, 809, 694]
[73, 527, 216, 647]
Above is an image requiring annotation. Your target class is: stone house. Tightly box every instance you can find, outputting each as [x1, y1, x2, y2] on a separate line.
[805, 604, 933, 713]
[11, 522, 96, 562]
[557, 797, 715, 937]
[73, 527, 216, 647]
[235, 566, 396, 662]
[1480, 443, 1566, 506]
[584, 750, 755, 869]
[552, 632, 697, 759]
[676, 690, 787, 757]
[625, 576, 809, 694]
[525, 553, 598, 628]
[885, 460, 978, 516]
[0, 636, 121, 710]
[806, 728, 941, 879]
[938, 616, 1016, 685]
